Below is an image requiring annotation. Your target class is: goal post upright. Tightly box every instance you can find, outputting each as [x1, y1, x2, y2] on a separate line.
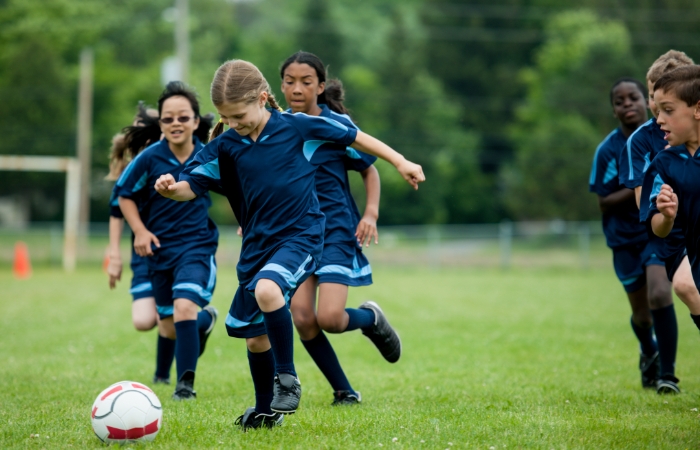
[0, 155, 81, 272]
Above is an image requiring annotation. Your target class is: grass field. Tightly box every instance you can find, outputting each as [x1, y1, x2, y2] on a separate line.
[1, 265, 700, 449]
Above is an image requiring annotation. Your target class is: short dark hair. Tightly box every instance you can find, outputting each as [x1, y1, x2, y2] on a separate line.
[158, 81, 201, 118]
[609, 77, 646, 105]
[654, 65, 700, 107]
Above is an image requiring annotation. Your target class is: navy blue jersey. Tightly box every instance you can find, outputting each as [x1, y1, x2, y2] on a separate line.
[589, 128, 647, 248]
[180, 109, 357, 286]
[313, 105, 376, 245]
[115, 138, 219, 271]
[647, 147, 700, 287]
[619, 118, 667, 191]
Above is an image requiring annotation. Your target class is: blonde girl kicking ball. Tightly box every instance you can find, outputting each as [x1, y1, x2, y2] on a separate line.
[154, 59, 424, 429]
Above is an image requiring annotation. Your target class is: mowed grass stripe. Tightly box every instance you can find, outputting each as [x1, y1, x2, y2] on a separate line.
[0, 266, 699, 449]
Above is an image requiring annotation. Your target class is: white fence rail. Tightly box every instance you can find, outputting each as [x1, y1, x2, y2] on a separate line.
[0, 221, 609, 271]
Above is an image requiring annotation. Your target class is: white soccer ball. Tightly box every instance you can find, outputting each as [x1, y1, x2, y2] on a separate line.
[91, 381, 162, 444]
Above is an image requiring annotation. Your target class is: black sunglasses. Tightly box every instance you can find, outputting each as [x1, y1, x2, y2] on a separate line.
[159, 116, 192, 124]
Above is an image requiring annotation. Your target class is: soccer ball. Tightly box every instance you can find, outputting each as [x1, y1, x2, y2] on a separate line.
[91, 381, 162, 444]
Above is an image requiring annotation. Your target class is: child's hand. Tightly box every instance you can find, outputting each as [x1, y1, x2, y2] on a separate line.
[155, 174, 178, 198]
[657, 184, 678, 219]
[356, 215, 379, 247]
[396, 159, 425, 190]
[237, 226, 243, 237]
[107, 253, 122, 289]
[134, 229, 160, 257]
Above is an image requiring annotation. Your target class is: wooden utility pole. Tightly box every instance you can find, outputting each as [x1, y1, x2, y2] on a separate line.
[175, 0, 189, 83]
[76, 48, 94, 234]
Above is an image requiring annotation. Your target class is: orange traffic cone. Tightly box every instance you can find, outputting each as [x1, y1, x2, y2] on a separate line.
[13, 241, 32, 279]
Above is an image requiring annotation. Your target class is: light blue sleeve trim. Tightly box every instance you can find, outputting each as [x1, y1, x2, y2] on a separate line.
[346, 148, 362, 160]
[172, 282, 213, 302]
[303, 140, 333, 161]
[626, 119, 652, 181]
[642, 153, 651, 174]
[192, 158, 221, 180]
[132, 172, 149, 193]
[129, 282, 153, 295]
[649, 173, 665, 203]
[602, 158, 618, 184]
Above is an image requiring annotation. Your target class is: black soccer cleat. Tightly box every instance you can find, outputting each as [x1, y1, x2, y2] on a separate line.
[234, 407, 284, 431]
[270, 373, 301, 414]
[639, 351, 659, 389]
[656, 374, 681, 394]
[199, 305, 218, 357]
[359, 301, 402, 363]
[172, 370, 197, 400]
[332, 390, 362, 406]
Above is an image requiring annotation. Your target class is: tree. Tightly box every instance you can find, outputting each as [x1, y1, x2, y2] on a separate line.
[503, 10, 637, 220]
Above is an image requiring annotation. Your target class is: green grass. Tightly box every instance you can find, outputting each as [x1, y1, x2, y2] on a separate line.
[1, 266, 700, 449]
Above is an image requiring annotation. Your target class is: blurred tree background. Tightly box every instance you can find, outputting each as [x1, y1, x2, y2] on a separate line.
[0, 0, 698, 225]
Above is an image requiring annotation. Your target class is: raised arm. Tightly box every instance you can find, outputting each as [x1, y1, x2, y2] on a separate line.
[650, 184, 678, 238]
[154, 174, 197, 201]
[351, 131, 425, 190]
[355, 165, 380, 246]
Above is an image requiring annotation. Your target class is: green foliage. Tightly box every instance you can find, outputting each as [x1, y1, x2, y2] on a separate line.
[1, 1, 698, 224]
[504, 10, 637, 220]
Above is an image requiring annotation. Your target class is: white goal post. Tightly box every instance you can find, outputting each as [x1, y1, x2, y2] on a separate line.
[0, 156, 81, 272]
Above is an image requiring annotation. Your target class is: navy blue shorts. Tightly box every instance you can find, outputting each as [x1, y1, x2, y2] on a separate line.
[151, 254, 217, 319]
[225, 245, 318, 338]
[612, 241, 663, 293]
[663, 247, 688, 282]
[129, 253, 153, 301]
[314, 243, 372, 286]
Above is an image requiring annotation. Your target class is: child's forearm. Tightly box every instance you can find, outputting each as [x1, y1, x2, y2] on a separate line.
[361, 165, 380, 219]
[651, 213, 674, 238]
[118, 197, 147, 234]
[108, 216, 124, 257]
[634, 186, 642, 209]
[352, 132, 405, 168]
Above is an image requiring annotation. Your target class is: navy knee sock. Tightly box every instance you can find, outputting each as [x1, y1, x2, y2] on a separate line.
[345, 308, 375, 331]
[174, 320, 199, 382]
[651, 304, 678, 376]
[262, 306, 296, 377]
[691, 314, 700, 332]
[197, 309, 213, 332]
[302, 331, 355, 394]
[155, 335, 176, 380]
[630, 317, 657, 356]
[248, 349, 275, 414]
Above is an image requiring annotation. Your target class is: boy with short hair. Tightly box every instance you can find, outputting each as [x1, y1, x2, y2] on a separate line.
[648, 65, 700, 314]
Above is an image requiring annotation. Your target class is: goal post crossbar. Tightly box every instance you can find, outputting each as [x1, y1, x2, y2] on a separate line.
[0, 156, 81, 272]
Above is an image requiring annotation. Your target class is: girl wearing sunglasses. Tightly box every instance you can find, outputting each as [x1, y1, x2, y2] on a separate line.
[114, 81, 219, 400]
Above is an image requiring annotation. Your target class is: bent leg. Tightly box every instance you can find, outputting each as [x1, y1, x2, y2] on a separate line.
[246, 335, 275, 414]
[290, 276, 320, 340]
[256, 279, 296, 376]
[626, 286, 656, 356]
[132, 296, 158, 331]
[647, 264, 677, 378]
[672, 256, 700, 316]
